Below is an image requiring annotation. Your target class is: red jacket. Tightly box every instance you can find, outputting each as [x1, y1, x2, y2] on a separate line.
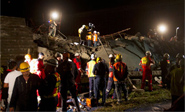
[73, 57, 81, 71]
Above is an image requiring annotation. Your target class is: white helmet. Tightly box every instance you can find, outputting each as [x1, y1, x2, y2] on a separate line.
[109, 54, 113, 58]
[146, 51, 152, 56]
[91, 54, 95, 59]
[82, 25, 86, 28]
[75, 53, 80, 57]
[93, 31, 97, 34]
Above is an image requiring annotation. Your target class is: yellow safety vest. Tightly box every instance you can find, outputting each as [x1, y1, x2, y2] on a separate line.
[86, 60, 96, 77]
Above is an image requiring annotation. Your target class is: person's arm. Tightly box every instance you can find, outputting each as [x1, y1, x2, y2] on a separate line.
[123, 65, 128, 79]
[92, 64, 96, 75]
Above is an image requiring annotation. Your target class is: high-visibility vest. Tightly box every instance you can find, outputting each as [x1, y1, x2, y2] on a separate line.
[87, 35, 92, 40]
[93, 34, 98, 42]
[52, 72, 61, 97]
[113, 62, 126, 82]
[140, 56, 152, 69]
[86, 60, 96, 77]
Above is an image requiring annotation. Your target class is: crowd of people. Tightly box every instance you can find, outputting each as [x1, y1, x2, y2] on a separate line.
[0, 50, 184, 111]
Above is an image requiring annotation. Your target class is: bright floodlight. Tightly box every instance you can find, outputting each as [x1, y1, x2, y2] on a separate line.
[158, 25, 166, 33]
[176, 27, 179, 30]
[51, 12, 58, 19]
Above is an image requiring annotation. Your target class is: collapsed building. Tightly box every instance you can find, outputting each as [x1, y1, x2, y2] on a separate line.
[1, 16, 184, 89]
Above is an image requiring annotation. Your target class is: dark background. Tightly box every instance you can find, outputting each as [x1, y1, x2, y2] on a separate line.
[1, 0, 184, 40]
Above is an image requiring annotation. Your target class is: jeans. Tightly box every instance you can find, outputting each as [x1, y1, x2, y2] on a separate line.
[95, 76, 106, 104]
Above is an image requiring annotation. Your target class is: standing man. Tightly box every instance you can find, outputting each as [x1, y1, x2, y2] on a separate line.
[48, 19, 57, 37]
[139, 51, 155, 91]
[9, 62, 41, 111]
[170, 59, 184, 110]
[93, 31, 98, 47]
[36, 52, 45, 79]
[106, 54, 116, 99]
[113, 54, 128, 104]
[86, 54, 96, 98]
[73, 53, 83, 94]
[160, 53, 170, 88]
[93, 57, 109, 106]
[39, 59, 60, 111]
[57, 52, 80, 112]
[2, 61, 21, 111]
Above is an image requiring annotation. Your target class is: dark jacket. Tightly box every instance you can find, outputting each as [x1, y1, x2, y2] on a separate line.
[92, 62, 109, 77]
[57, 61, 75, 87]
[9, 74, 41, 111]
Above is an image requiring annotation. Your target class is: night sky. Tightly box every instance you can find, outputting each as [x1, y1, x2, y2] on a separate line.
[1, 0, 184, 40]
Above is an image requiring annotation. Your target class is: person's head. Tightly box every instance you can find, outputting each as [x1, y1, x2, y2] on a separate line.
[38, 52, 44, 59]
[116, 54, 122, 62]
[75, 53, 80, 59]
[8, 61, 17, 70]
[56, 53, 63, 61]
[44, 59, 58, 74]
[176, 53, 184, 65]
[145, 51, 152, 57]
[96, 57, 102, 63]
[91, 54, 95, 60]
[20, 62, 30, 76]
[163, 53, 170, 59]
[93, 30, 97, 34]
[25, 54, 31, 61]
[63, 52, 70, 61]
[109, 54, 114, 59]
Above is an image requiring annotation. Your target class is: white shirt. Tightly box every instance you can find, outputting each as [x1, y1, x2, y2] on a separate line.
[4, 70, 22, 103]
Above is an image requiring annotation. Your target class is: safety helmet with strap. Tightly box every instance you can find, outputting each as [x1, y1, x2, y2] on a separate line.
[20, 62, 30, 72]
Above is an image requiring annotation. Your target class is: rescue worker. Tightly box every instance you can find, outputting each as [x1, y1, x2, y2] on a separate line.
[139, 51, 155, 91]
[1, 61, 21, 111]
[170, 59, 184, 107]
[86, 54, 96, 97]
[93, 57, 109, 106]
[36, 52, 45, 79]
[55, 52, 63, 65]
[106, 54, 116, 99]
[86, 32, 92, 47]
[9, 62, 41, 111]
[73, 53, 83, 94]
[166, 53, 184, 89]
[113, 54, 128, 104]
[57, 52, 80, 112]
[78, 25, 88, 45]
[93, 31, 98, 47]
[24, 54, 32, 65]
[39, 59, 60, 111]
[48, 19, 57, 37]
[160, 53, 170, 88]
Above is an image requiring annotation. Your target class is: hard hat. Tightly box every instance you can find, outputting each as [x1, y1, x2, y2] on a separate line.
[97, 32, 100, 35]
[91, 54, 95, 59]
[63, 52, 70, 60]
[176, 53, 184, 59]
[25, 54, 31, 59]
[96, 57, 102, 63]
[116, 54, 122, 61]
[163, 53, 170, 59]
[109, 54, 113, 58]
[45, 59, 58, 67]
[75, 53, 80, 57]
[146, 51, 152, 56]
[93, 31, 97, 34]
[20, 62, 30, 72]
[49, 19, 52, 22]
